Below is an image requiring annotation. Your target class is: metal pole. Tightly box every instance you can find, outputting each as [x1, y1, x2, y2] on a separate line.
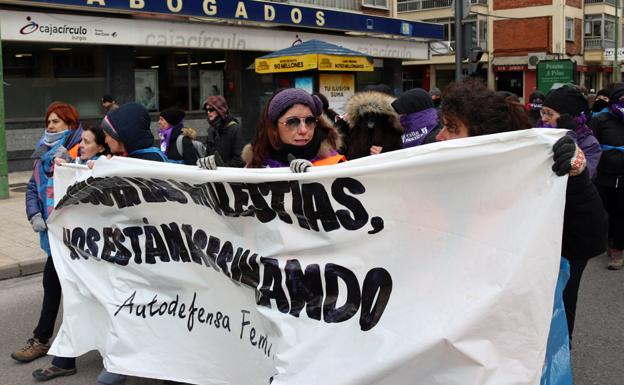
[0, 22, 9, 200]
[454, 0, 464, 82]
[615, 0, 620, 82]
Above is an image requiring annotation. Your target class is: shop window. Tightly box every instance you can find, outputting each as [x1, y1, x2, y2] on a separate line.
[3, 43, 106, 119]
[134, 50, 227, 112]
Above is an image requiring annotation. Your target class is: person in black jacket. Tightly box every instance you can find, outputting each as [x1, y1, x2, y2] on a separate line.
[437, 80, 607, 341]
[201, 95, 245, 167]
[158, 108, 197, 165]
[590, 83, 624, 270]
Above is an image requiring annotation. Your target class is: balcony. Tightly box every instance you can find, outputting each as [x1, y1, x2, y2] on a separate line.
[264, 0, 359, 11]
[584, 37, 615, 49]
[398, 0, 486, 12]
[585, 0, 618, 5]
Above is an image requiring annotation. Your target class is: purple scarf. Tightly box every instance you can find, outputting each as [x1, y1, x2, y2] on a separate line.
[611, 101, 624, 120]
[159, 126, 173, 153]
[400, 108, 438, 148]
[537, 115, 593, 137]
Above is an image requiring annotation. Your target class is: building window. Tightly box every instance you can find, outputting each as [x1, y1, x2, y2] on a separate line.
[362, 0, 389, 8]
[134, 49, 227, 112]
[584, 14, 615, 49]
[565, 17, 574, 42]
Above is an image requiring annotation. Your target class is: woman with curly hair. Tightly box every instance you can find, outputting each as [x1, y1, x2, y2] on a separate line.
[437, 80, 607, 343]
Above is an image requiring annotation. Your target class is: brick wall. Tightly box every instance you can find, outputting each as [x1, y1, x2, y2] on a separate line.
[494, 0, 551, 10]
[493, 17, 551, 55]
[566, 18, 583, 55]
[566, 0, 582, 8]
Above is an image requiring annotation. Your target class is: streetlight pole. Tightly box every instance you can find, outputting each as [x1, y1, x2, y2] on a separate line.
[0, 22, 9, 200]
[614, 0, 620, 82]
[454, 0, 464, 81]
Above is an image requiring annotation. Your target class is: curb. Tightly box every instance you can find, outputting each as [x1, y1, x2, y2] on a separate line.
[0, 258, 46, 281]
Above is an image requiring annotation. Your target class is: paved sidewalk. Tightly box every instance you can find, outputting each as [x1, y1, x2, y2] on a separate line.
[0, 171, 47, 280]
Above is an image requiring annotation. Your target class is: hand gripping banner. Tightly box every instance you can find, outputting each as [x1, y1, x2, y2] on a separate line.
[47, 129, 567, 385]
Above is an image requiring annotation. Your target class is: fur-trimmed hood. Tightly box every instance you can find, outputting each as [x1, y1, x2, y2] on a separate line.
[241, 115, 343, 167]
[344, 91, 402, 132]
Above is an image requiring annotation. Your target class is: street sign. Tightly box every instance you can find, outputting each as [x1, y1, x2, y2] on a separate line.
[537, 60, 575, 92]
[603, 48, 624, 61]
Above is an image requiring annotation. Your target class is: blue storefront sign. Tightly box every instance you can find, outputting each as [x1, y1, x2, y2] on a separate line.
[15, 0, 443, 40]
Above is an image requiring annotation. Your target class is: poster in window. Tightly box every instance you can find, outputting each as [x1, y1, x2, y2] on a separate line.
[295, 77, 314, 94]
[319, 73, 355, 116]
[135, 69, 158, 111]
[200, 70, 224, 108]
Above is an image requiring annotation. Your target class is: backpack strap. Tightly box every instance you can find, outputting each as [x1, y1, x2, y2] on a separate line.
[176, 135, 185, 156]
[129, 147, 169, 162]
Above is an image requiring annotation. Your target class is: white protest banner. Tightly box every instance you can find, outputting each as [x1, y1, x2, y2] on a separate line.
[47, 129, 567, 385]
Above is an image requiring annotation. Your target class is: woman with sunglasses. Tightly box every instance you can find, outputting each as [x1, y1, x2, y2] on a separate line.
[202, 95, 245, 168]
[240, 88, 344, 171]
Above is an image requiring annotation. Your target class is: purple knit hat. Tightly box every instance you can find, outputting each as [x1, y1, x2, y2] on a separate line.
[268, 88, 323, 123]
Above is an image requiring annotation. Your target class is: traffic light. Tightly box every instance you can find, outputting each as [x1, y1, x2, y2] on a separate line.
[468, 49, 484, 77]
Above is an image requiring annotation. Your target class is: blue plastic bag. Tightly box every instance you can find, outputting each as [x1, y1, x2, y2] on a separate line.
[540, 258, 573, 385]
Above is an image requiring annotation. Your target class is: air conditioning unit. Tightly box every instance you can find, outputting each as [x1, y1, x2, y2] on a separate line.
[527, 52, 547, 69]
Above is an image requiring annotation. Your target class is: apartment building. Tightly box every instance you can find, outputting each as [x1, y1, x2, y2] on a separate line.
[397, 0, 621, 100]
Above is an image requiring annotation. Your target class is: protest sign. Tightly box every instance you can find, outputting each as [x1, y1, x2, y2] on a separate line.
[48, 129, 567, 385]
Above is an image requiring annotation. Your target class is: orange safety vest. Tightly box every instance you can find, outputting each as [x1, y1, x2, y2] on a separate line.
[312, 154, 346, 166]
[68, 143, 80, 159]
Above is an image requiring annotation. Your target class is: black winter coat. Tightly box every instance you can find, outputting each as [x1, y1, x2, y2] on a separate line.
[562, 169, 608, 260]
[205, 116, 245, 167]
[589, 112, 624, 188]
[165, 126, 198, 165]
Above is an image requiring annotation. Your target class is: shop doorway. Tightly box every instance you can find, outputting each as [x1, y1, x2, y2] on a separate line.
[496, 71, 523, 98]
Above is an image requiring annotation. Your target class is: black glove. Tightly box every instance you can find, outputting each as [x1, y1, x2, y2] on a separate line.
[555, 113, 577, 131]
[552, 136, 576, 176]
[288, 154, 312, 173]
[197, 151, 225, 170]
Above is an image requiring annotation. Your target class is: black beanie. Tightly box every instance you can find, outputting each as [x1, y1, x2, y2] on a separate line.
[609, 85, 624, 104]
[392, 88, 434, 115]
[529, 90, 545, 103]
[160, 108, 185, 126]
[543, 85, 588, 117]
[597, 87, 612, 99]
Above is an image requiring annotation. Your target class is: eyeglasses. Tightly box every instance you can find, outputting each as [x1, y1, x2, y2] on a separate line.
[206, 107, 216, 112]
[278, 116, 318, 131]
[540, 109, 556, 118]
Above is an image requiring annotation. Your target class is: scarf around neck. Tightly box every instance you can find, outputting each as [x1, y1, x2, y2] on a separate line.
[43, 130, 67, 147]
[265, 128, 327, 167]
[159, 122, 183, 153]
[400, 108, 438, 148]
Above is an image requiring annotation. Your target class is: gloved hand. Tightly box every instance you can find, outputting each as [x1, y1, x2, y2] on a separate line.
[552, 135, 586, 176]
[196, 151, 224, 170]
[53, 146, 73, 163]
[29, 213, 47, 232]
[555, 113, 577, 131]
[288, 154, 312, 173]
